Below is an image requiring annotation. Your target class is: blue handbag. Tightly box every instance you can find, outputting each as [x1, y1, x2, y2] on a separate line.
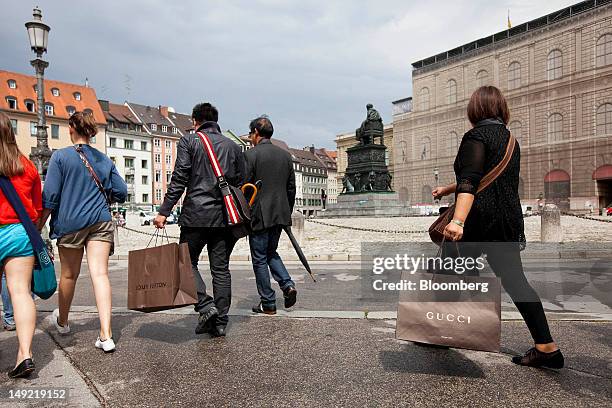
[0, 176, 57, 299]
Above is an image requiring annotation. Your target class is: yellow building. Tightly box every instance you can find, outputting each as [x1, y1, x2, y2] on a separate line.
[0, 70, 106, 157]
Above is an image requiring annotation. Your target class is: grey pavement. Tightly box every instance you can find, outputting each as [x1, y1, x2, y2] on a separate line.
[0, 259, 610, 407]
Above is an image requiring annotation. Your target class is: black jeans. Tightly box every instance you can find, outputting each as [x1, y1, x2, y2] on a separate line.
[454, 242, 554, 344]
[179, 227, 237, 327]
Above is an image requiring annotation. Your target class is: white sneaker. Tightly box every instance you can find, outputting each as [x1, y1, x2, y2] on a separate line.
[52, 309, 70, 335]
[95, 337, 116, 353]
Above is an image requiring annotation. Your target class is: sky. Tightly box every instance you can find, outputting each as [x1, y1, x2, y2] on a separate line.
[1, 0, 578, 149]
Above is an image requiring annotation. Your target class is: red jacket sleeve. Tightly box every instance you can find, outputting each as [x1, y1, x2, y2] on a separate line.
[29, 161, 43, 217]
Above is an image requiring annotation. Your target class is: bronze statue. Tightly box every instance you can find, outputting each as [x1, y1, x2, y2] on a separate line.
[356, 104, 384, 145]
[384, 173, 393, 191]
[341, 174, 354, 193]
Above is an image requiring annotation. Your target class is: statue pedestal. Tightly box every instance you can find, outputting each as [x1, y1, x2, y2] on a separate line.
[322, 192, 416, 218]
[344, 144, 392, 193]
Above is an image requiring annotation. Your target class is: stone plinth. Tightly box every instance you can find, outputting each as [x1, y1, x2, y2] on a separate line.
[322, 192, 416, 218]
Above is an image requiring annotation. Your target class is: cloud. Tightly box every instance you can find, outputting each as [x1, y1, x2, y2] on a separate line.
[1, 0, 578, 148]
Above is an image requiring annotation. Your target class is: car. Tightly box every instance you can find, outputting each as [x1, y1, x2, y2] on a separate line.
[606, 206, 612, 216]
[166, 213, 177, 224]
[139, 211, 156, 226]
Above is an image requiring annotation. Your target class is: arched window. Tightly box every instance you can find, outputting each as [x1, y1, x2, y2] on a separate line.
[596, 103, 612, 136]
[548, 113, 564, 142]
[449, 131, 459, 155]
[44, 103, 54, 116]
[66, 106, 76, 116]
[596, 34, 612, 67]
[447, 79, 457, 104]
[420, 136, 431, 160]
[508, 120, 522, 144]
[7, 79, 16, 89]
[476, 70, 489, 87]
[73, 92, 81, 101]
[24, 99, 35, 112]
[51, 87, 60, 97]
[420, 87, 430, 111]
[547, 50, 563, 80]
[508, 62, 521, 89]
[421, 185, 433, 203]
[5, 96, 17, 110]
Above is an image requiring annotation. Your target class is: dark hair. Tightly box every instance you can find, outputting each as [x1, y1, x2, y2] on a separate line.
[192, 103, 218, 124]
[69, 111, 98, 139]
[467, 86, 510, 126]
[0, 112, 25, 177]
[249, 116, 274, 138]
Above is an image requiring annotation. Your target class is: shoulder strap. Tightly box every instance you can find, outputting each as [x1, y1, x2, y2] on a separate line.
[476, 134, 516, 194]
[74, 146, 111, 208]
[196, 132, 225, 179]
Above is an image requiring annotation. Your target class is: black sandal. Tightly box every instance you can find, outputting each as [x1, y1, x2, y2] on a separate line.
[8, 358, 35, 379]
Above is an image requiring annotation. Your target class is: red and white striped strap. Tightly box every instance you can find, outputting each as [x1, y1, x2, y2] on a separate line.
[196, 132, 240, 225]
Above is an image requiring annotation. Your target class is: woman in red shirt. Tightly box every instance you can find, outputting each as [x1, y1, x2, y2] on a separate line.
[0, 113, 41, 378]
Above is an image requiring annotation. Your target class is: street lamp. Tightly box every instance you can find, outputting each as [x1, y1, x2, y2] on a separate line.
[433, 167, 439, 204]
[25, 7, 52, 178]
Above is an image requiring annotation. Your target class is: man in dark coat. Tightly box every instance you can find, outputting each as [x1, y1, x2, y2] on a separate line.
[154, 102, 246, 337]
[244, 116, 297, 314]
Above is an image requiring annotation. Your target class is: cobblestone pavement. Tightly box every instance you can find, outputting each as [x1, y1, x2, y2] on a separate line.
[109, 214, 612, 257]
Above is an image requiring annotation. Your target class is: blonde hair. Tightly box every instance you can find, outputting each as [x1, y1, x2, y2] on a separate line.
[0, 112, 25, 177]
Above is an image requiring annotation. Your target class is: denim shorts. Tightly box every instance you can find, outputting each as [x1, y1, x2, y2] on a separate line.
[0, 223, 34, 264]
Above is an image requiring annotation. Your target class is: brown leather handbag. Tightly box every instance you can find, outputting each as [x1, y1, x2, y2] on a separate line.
[429, 134, 516, 244]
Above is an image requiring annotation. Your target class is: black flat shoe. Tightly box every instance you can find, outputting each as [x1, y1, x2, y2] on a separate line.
[8, 358, 35, 379]
[512, 347, 564, 369]
[412, 341, 450, 349]
[196, 307, 218, 334]
[209, 326, 226, 338]
[252, 303, 276, 315]
[283, 286, 297, 309]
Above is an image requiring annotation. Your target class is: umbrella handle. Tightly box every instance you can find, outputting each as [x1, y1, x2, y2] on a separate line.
[241, 183, 258, 206]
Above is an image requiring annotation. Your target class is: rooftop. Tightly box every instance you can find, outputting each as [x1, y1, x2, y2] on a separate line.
[0, 69, 105, 124]
[411, 0, 610, 73]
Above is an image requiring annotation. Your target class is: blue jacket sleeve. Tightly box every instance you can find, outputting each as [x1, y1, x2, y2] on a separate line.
[109, 163, 128, 204]
[42, 152, 63, 210]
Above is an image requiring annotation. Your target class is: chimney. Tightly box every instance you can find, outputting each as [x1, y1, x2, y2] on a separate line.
[159, 105, 169, 118]
[309, 144, 315, 154]
[98, 99, 109, 112]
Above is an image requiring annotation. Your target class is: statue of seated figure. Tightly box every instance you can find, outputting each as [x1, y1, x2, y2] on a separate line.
[356, 103, 384, 145]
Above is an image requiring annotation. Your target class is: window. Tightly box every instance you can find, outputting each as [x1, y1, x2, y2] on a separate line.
[25, 100, 35, 112]
[172, 127, 178, 134]
[51, 88, 60, 97]
[124, 139, 134, 150]
[141, 141, 147, 151]
[155, 154, 161, 163]
[508, 62, 521, 89]
[166, 171, 172, 183]
[66, 106, 76, 116]
[449, 131, 459, 155]
[596, 103, 612, 136]
[110, 157, 116, 163]
[161, 125, 168, 133]
[165, 140, 171, 149]
[151, 124, 157, 131]
[84, 108, 93, 116]
[51, 124, 59, 139]
[548, 113, 564, 142]
[73, 92, 81, 101]
[135, 125, 143, 132]
[45, 104, 54, 116]
[125, 174, 135, 184]
[476, 70, 489, 87]
[142, 175, 149, 185]
[109, 137, 117, 148]
[141, 159, 148, 169]
[420, 137, 432, 160]
[596, 34, 612, 67]
[30, 121, 37, 136]
[508, 121, 522, 144]
[155, 189, 162, 201]
[125, 158, 134, 168]
[447, 80, 457, 104]
[7, 79, 16, 89]
[420, 87, 430, 111]
[165, 155, 171, 165]
[142, 193, 149, 203]
[154, 138, 160, 147]
[547, 50, 563, 80]
[155, 171, 161, 183]
[10, 119, 17, 134]
[6, 97, 17, 110]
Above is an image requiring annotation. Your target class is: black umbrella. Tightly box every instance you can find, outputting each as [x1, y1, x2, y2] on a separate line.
[283, 226, 316, 282]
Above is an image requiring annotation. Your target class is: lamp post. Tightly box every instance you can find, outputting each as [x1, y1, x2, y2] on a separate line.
[433, 167, 439, 204]
[25, 7, 52, 179]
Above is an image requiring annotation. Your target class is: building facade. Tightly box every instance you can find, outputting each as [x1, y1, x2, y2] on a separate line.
[311, 147, 338, 206]
[290, 148, 328, 216]
[0, 70, 106, 161]
[393, 1, 612, 211]
[102, 101, 153, 208]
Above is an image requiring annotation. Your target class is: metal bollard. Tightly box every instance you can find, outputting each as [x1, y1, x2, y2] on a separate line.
[541, 203, 562, 242]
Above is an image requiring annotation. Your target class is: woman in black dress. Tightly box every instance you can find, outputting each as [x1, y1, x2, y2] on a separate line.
[432, 86, 564, 368]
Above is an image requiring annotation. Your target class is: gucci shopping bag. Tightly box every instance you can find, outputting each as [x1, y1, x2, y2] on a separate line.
[395, 270, 501, 352]
[127, 242, 197, 312]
